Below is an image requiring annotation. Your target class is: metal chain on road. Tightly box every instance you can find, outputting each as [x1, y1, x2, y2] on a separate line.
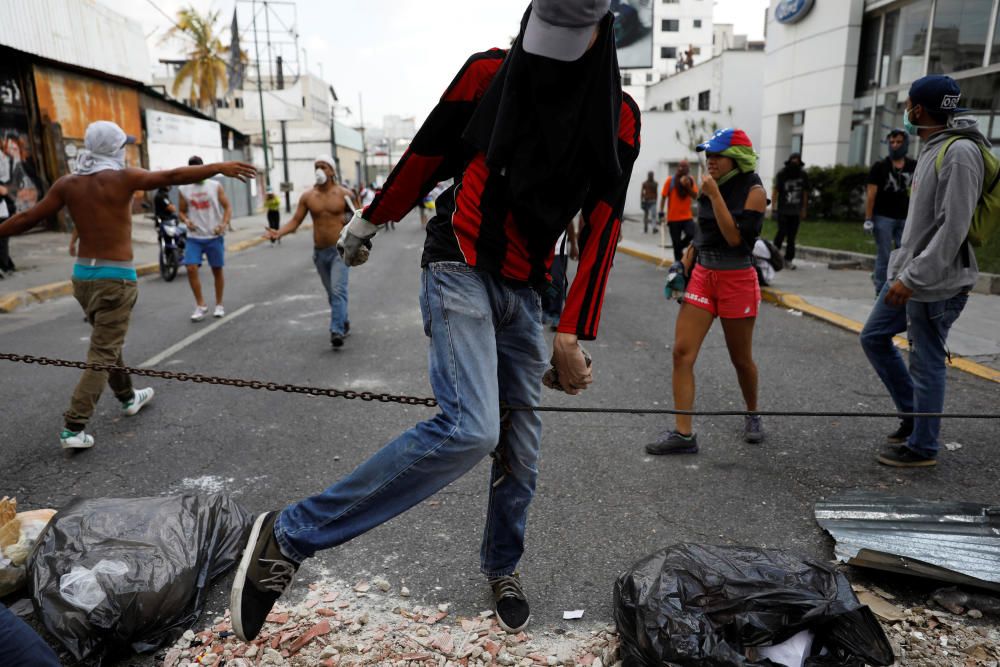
[0, 353, 438, 407]
[2, 352, 999, 419]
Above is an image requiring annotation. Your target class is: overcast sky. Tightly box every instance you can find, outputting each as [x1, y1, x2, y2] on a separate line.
[100, 0, 769, 129]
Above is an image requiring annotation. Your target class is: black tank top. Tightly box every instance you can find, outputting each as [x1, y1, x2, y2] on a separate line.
[694, 171, 764, 270]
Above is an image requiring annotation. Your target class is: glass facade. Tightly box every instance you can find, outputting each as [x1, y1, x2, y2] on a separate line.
[928, 0, 993, 73]
[850, 0, 1000, 165]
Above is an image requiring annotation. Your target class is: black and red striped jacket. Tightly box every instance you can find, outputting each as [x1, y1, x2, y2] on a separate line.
[363, 49, 641, 341]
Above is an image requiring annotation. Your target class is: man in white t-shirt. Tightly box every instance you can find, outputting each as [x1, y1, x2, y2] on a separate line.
[179, 156, 233, 321]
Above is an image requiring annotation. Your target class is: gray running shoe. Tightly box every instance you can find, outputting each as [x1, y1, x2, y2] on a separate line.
[645, 430, 698, 455]
[743, 415, 764, 444]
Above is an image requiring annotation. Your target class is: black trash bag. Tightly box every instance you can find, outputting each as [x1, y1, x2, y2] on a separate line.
[613, 543, 894, 667]
[28, 494, 253, 662]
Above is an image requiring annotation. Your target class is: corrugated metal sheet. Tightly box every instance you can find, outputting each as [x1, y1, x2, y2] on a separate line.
[4, 0, 151, 84]
[33, 66, 142, 141]
[815, 491, 1000, 592]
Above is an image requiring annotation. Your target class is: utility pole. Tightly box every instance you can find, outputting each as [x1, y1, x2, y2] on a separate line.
[277, 55, 291, 213]
[328, 85, 340, 181]
[252, 0, 271, 191]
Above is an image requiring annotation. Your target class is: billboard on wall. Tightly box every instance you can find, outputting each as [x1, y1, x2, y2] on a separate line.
[0, 65, 42, 215]
[613, 0, 653, 69]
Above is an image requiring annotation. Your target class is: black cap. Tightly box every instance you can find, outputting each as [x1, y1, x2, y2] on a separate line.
[188, 156, 204, 166]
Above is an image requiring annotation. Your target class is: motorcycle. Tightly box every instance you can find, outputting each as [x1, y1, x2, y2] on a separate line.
[155, 214, 187, 282]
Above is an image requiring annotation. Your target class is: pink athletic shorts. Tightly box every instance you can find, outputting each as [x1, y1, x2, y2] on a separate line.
[683, 264, 760, 318]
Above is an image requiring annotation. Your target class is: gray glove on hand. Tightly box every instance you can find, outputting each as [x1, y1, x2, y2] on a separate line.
[337, 210, 378, 266]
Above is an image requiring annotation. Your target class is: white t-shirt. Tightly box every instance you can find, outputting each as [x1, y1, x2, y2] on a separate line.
[179, 180, 225, 239]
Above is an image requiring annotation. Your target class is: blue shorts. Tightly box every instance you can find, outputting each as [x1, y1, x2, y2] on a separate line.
[184, 236, 225, 268]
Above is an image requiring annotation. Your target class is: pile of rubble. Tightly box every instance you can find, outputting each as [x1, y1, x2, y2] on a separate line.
[161, 577, 620, 667]
[858, 585, 1000, 667]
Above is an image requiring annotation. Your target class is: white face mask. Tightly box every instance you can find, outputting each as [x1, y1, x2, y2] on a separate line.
[314, 169, 328, 185]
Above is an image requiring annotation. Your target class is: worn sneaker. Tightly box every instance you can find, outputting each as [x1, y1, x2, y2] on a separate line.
[743, 415, 764, 444]
[231, 512, 300, 642]
[191, 305, 209, 322]
[877, 445, 937, 468]
[330, 332, 345, 348]
[887, 418, 913, 443]
[489, 574, 530, 633]
[122, 387, 155, 416]
[645, 430, 698, 455]
[213, 304, 225, 318]
[59, 429, 94, 450]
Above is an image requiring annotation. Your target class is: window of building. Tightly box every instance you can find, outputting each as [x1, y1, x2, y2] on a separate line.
[697, 90, 710, 110]
[791, 134, 803, 155]
[678, 96, 690, 110]
[662, 0, 679, 3]
[993, 6, 1000, 64]
[623, 72, 632, 86]
[661, 46, 677, 59]
[234, 97, 244, 108]
[929, 0, 993, 74]
[646, 72, 654, 82]
[880, 0, 932, 87]
[662, 19, 679, 31]
[694, 19, 702, 28]
[792, 111, 804, 126]
[691, 46, 701, 55]
[664, 101, 673, 111]
[855, 15, 881, 95]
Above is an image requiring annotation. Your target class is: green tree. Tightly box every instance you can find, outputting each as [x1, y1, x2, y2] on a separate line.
[162, 8, 230, 116]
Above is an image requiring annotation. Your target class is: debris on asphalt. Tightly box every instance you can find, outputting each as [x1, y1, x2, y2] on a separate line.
[931, 587, 1000, 617]
[815, 491, 1000, 592]
[877, 599, 1000, 666]
[162, 578, 621, 666]
[562, 610, 584, 620]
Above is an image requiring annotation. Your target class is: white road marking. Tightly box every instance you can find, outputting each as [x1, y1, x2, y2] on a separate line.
[139, 303, 255, 367]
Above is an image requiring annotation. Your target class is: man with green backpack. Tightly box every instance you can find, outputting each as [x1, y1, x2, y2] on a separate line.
[860, 74, 997, 468]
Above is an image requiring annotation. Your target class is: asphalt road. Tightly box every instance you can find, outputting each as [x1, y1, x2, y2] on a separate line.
[2, 214, 998, 663]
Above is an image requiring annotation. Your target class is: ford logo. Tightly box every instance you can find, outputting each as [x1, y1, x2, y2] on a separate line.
[775, 0, 815, 24]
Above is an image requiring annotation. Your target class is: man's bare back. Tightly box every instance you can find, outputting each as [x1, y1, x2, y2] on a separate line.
[0, 163, 256, 258]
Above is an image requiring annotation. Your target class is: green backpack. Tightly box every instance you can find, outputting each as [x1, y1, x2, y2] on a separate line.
[934, 136, 1000, 247]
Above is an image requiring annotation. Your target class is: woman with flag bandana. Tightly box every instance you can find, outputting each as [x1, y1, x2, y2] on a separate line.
[646, 128, 768, 455]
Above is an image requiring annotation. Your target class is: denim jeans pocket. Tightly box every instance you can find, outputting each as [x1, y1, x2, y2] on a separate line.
[419, 271, 432, 337]
[431, 264, 489, 321]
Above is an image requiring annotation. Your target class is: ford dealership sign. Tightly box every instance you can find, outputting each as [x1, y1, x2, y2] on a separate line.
[775, 0, 815, 24]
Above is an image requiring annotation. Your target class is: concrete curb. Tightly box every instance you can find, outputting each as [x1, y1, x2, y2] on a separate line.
[0, 236, 269, 314]
[617, 242, 1000, 385]
[795, 244, 1000, 296]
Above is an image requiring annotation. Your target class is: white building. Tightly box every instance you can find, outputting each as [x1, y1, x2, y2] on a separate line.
[759, 0, 1000, 191]
[623, 48, 765, 215]
[621, 0, 715, 109]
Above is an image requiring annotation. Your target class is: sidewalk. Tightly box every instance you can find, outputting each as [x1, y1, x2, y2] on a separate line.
[0, 212, 274, 313]
[616, 217, 1000, 382]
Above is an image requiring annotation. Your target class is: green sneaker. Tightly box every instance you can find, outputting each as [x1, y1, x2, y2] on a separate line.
[122, 387, 155, 416]
[60, 429, 94, 450]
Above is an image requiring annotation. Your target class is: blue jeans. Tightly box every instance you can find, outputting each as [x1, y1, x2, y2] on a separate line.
[860, 284, 969, 458]
[313, 246, 349, 335]
[872, 215, 905, 295]
[0, 603, 61, 666]
[641, 201, 657, 232]
[275, 262, 548, 577]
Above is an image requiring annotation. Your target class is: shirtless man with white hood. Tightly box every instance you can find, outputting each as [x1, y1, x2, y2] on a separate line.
[265, 155, 357, 348]
[0, 120, 255, 450]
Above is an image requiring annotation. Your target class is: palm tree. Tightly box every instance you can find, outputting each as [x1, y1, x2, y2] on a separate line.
[161, 8, 229, 116]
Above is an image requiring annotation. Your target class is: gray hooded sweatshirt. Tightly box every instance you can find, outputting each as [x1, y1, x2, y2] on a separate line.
[887, 117, 990, 302]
